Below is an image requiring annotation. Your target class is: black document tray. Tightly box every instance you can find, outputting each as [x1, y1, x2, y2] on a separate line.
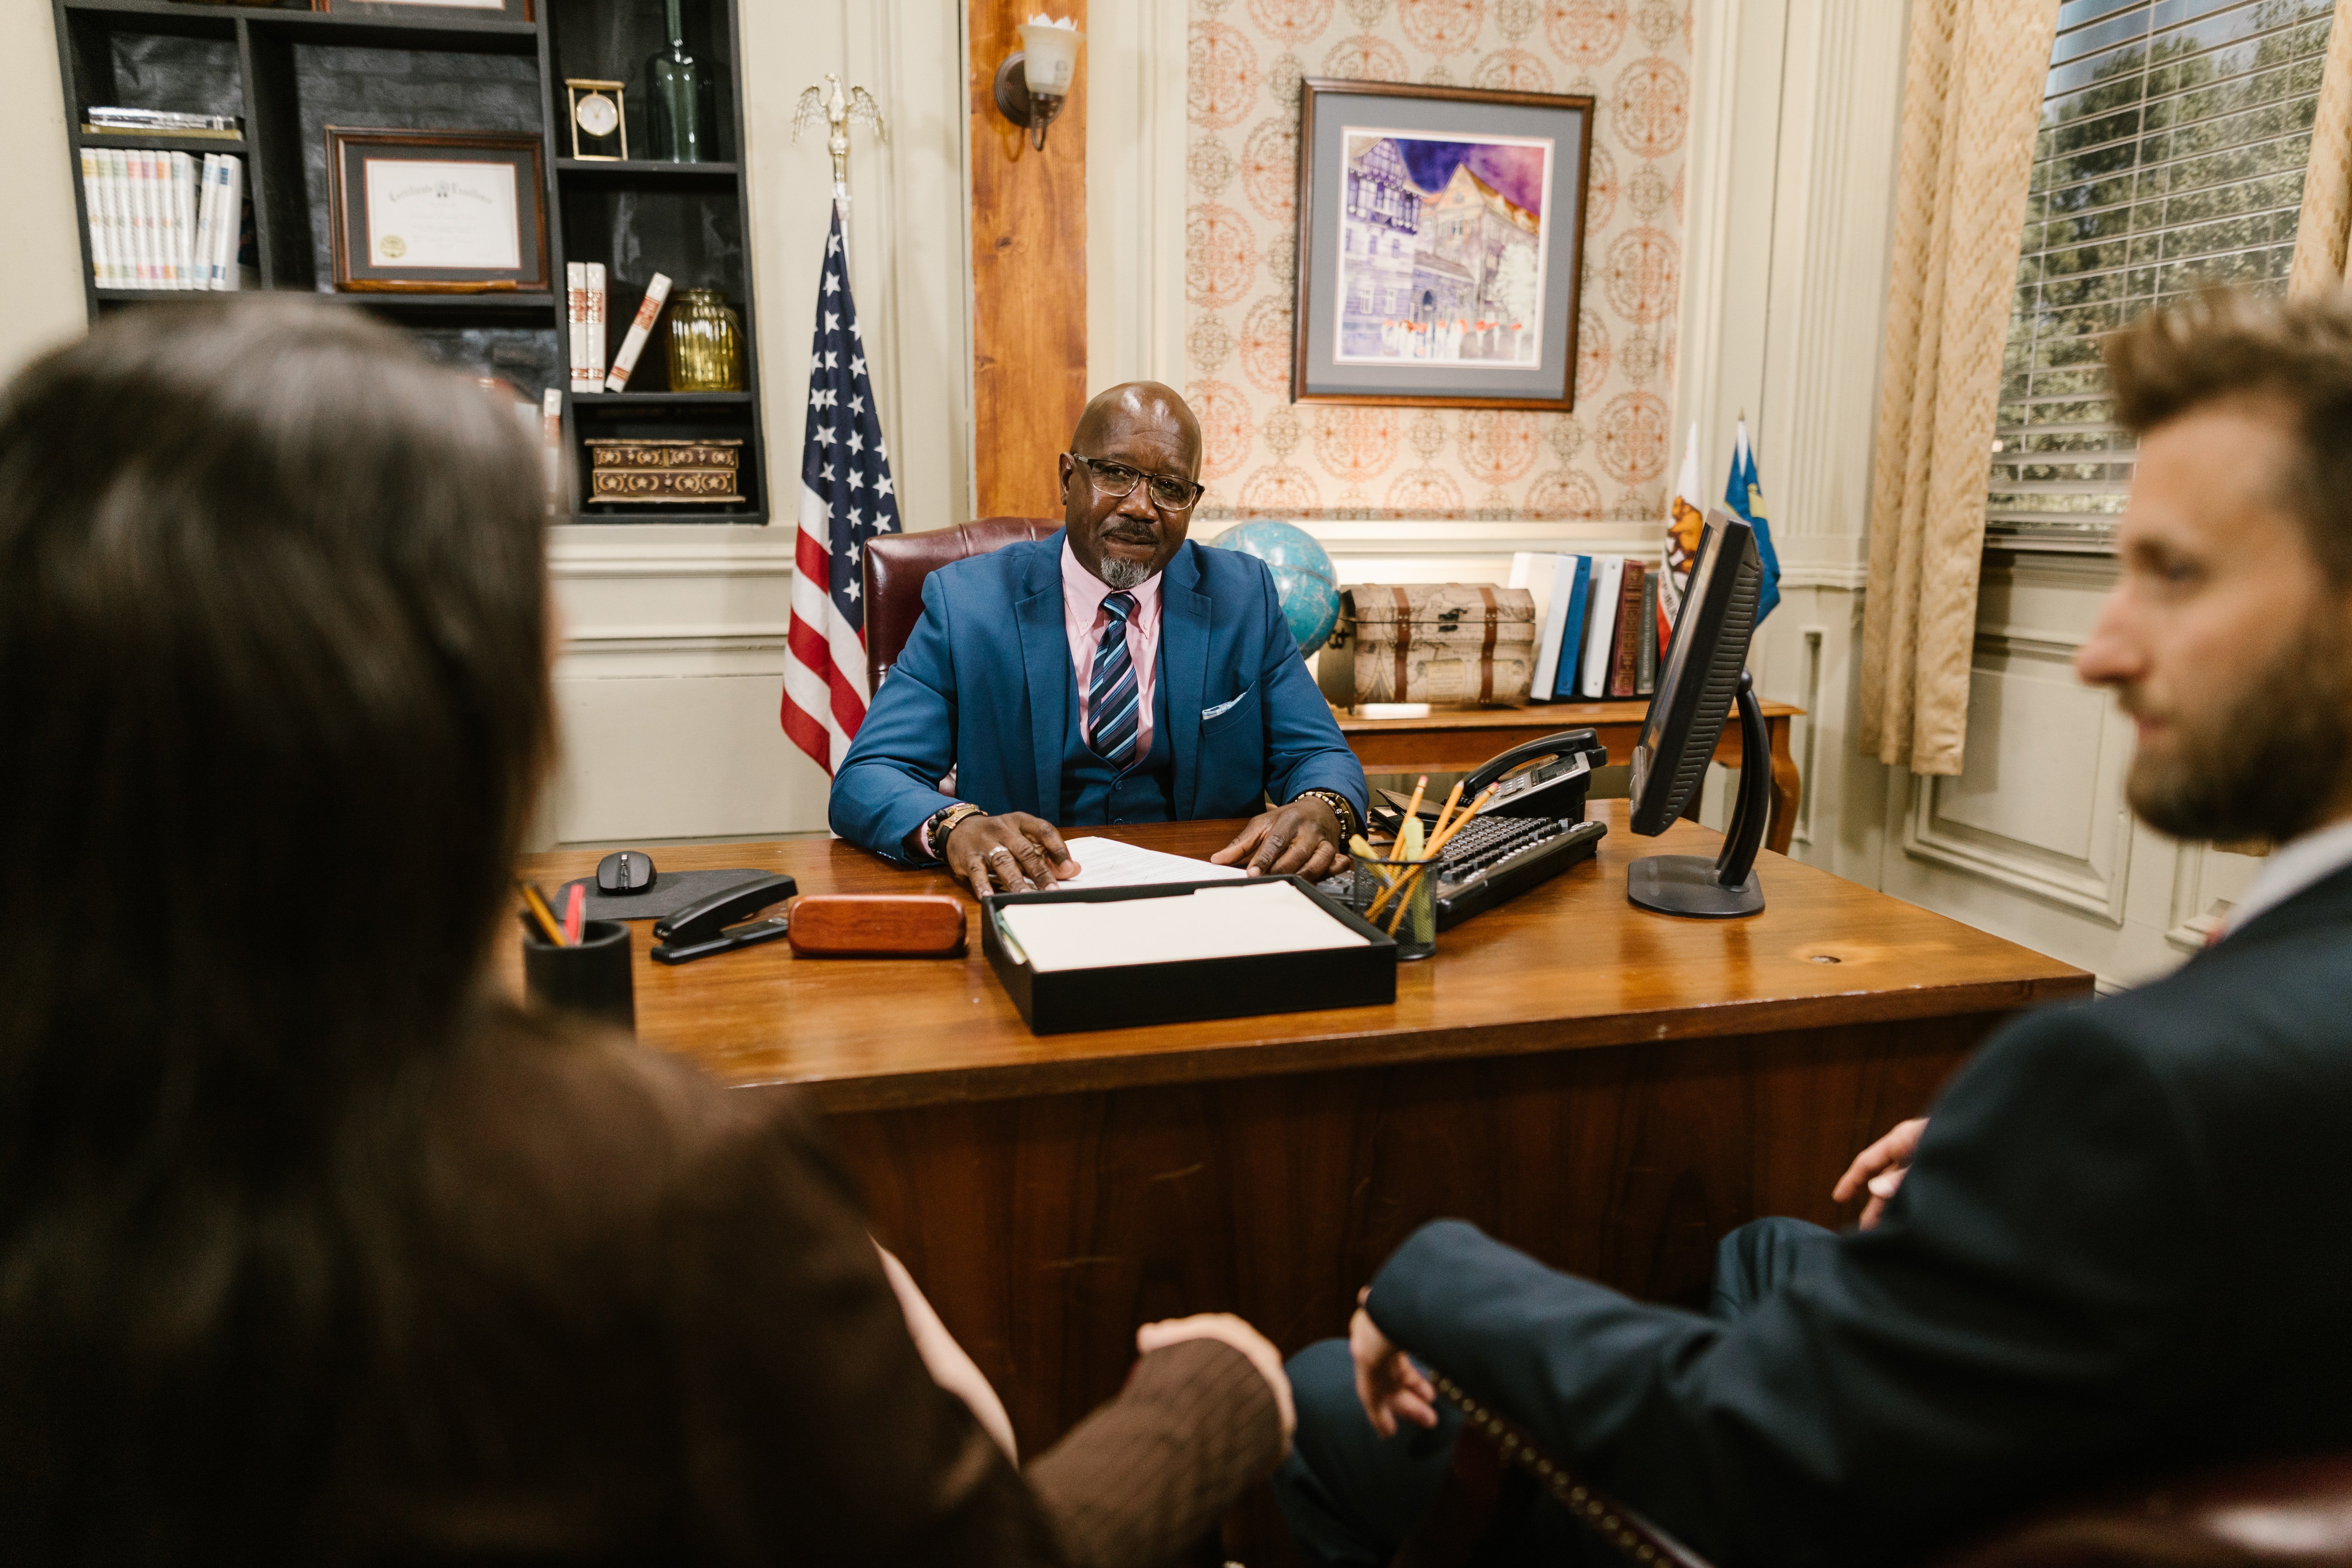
[981, 875, 1397, 1036]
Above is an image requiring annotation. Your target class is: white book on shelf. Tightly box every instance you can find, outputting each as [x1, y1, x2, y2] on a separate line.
[78, 150, 103, 286]
[1579, 555, 1624, 698]
[566, 263, 588, 390]
[153, 152, 174, 289]
[1529, 552, 1577, 700]
[192, 154, 220, 291]
[100, 150, 127, 288]
[142, 151, 165, 288]
[603, 271, 671, 392]
[213, 156, 243, 289]
[180, 153, 202, 288]
[584, 262, 607, 383]
[120, 151, 141, 287]
[207, 155, 234, 288]
[172, 152, 197, 288]
[136, 151, 159, 288]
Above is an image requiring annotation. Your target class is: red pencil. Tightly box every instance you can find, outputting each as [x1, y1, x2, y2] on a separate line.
[562, 882, 585, 946]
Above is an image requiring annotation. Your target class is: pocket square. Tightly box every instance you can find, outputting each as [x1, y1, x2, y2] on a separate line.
[1202, 693, 1245, 720]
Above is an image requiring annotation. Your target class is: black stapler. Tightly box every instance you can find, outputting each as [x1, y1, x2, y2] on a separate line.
[650, 873, 799, 965]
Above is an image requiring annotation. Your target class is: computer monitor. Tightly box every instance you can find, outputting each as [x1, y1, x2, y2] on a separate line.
[1626, 508, 1768, 917]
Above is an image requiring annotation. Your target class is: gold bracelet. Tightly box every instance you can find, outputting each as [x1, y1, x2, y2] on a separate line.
[929, 802, 986, 859]
[1291, 788, 1359, 842]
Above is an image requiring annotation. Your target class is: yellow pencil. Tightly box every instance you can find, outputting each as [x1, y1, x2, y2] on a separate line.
[518, 879, 567, 946]
[1401, 774, 1429, 830]
[1427, 780, 1467, 846]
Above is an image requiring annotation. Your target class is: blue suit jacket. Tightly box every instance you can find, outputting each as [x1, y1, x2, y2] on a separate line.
[830, 532, 1367, 864]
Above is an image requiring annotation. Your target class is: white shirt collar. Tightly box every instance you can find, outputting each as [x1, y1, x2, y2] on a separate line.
[2216, 816, 2352, 939]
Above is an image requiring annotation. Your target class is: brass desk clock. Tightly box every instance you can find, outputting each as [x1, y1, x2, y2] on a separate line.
[565, 79, 627, 161]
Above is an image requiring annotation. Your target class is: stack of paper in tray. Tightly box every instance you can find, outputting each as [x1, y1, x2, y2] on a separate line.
[998, 879, 1367, 973]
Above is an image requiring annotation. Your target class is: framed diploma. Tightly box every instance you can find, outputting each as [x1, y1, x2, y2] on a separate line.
[326, 128, 549, 293]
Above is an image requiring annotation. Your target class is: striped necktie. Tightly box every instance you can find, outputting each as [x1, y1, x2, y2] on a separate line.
[1087, 591, 1141, 771]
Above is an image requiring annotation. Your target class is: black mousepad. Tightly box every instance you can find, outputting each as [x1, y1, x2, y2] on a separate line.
[554, 868, 773, 923]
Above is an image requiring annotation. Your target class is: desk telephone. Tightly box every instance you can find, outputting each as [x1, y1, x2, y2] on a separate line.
[1327, 728, 1613, 930]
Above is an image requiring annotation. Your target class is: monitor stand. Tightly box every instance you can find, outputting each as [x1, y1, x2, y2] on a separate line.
[1626, 672, 1769, 918]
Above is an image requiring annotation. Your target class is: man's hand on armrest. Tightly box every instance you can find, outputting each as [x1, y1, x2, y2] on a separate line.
[1349, 1287, 1438, 1438]
[1832, 1116, 1927, 1230]
[1137, 1313, 1296, 1453]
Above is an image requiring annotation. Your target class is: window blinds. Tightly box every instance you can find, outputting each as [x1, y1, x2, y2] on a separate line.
[1984, 0, 2334, 551]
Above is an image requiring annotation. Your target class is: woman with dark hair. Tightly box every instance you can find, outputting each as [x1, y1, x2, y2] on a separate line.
[0, 300, 1289, 1564]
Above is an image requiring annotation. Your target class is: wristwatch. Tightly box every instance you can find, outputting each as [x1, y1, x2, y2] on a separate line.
[921, 801, 986, 860]
[1290, 788, 1360, 843]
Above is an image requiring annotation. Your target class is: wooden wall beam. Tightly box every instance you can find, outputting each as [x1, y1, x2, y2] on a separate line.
[968, 0, 1088, 520]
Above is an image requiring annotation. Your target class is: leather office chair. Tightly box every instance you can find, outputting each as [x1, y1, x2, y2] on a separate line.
[1392, 1419, 2352, 1567]
[862, 516, 1060, 694]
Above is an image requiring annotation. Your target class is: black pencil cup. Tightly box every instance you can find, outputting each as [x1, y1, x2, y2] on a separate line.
[521, 918, 636, 1034]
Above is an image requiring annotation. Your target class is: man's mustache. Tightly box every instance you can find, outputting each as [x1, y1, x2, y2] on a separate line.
[1101, 522, 1159, 544]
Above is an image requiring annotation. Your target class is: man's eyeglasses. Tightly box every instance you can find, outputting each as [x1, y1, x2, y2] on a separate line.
[1069, 453, 1205, 512]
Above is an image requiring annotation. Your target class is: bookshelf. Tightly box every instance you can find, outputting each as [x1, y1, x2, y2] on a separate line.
[49, 0, 768, 526]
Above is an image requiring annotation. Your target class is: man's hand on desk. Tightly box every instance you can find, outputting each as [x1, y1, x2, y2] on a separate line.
[1833, 1116, 1928, 1230]
[942, 811, 1081, 899]
[1211, 796, 1347, 879]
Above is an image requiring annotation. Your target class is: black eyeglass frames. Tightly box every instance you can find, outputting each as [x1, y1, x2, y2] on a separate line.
[1068, 453, 1205, 511]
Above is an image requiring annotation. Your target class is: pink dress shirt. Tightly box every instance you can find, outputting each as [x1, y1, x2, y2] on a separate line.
[1061, 537, 1163, 762]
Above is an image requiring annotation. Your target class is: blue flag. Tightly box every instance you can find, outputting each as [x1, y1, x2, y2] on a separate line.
[1724, 418, 1782, 624]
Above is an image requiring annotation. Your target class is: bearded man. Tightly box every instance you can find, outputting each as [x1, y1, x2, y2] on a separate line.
[1273, 291, 2352, 1567]
[829, 382, 1367, 899]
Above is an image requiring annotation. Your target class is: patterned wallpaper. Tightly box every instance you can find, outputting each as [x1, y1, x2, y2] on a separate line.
[1184, 0, 1693, 522]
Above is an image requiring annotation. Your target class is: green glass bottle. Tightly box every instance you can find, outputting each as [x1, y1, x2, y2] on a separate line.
[645, 0, 705, 163]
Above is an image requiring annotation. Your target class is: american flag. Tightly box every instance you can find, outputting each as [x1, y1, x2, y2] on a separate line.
[782, 203, 900, 774]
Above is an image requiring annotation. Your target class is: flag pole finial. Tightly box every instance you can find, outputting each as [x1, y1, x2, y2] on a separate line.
[793, 73, 888, 220]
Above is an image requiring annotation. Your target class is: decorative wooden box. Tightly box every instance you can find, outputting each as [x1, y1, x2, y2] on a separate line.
[1317, 584, 1539, 708]
[584, 437, 745, 506]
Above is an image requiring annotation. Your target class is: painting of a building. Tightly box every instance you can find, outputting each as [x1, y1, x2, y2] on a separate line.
[1334, 129, 1550, 367]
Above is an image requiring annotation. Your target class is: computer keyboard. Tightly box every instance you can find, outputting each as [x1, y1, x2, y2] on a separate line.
[1320, 814, 1608, 931]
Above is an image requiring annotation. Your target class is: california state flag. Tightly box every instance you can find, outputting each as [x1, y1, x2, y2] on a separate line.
[1662, 423, 1707, 641]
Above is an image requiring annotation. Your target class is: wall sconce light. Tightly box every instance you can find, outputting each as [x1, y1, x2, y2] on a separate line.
[993, 14, 1084, 152]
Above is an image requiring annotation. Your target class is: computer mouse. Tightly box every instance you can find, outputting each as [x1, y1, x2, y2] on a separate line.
[596, 849, 657, 895]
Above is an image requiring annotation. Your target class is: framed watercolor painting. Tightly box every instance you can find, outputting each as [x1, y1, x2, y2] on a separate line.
[1292, 79, 1594, 410]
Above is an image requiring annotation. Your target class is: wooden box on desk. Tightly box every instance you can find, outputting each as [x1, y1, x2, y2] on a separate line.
[980, 877, 1397, 1035]
[1319, 584, 1537, 709]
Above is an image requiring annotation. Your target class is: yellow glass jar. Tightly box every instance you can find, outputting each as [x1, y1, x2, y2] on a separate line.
[664, 287, 744, 392]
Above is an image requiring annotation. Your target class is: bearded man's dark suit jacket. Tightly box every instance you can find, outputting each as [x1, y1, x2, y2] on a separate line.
[1366, 864, 2352, 1566]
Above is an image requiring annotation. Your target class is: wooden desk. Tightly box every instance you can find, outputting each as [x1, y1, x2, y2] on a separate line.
[512, 805, 2083, 1523]
[1339, 698, 1806, 855]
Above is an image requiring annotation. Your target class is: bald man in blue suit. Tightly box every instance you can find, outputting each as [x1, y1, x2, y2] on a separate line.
[829, 382, 1367, 899]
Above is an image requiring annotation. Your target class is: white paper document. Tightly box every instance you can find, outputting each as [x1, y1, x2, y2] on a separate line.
[999, 880, 1369, 973]
[1053, 836, 1248, 890]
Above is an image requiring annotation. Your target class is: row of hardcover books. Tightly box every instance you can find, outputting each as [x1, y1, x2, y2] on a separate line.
[1509, 550, 1661, 702]
[79, 150, 246, 291]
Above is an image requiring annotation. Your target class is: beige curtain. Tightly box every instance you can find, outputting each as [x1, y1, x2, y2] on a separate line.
[2289, 0, 2352, 297]
[1858, 0, 2061, 777]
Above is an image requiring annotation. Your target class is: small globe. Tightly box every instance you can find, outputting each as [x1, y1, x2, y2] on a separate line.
[1208, 520, 1340, 655]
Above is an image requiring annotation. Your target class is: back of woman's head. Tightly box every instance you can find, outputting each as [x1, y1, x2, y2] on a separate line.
[0, 302, 551, 1524]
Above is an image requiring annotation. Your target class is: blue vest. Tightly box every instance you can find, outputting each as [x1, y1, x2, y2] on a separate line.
[1058, 650, 1175, 825]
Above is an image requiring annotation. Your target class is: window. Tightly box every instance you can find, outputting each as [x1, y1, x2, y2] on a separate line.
[1984, 0, 2333, 551]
